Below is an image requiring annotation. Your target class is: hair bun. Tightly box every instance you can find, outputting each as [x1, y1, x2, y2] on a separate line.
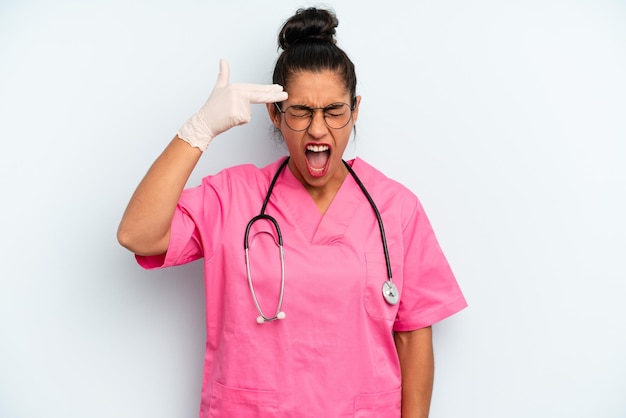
[278, 8, 338, 50]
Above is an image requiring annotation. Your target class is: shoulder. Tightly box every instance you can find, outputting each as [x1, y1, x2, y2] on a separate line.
[352, 158, 418, 201]
[197, 158, 287, 192]
[350, 158, 424, 223]
[176, 158, 287, 209]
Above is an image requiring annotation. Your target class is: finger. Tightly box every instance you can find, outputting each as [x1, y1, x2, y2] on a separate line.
[214, 59, 230, 88]
[235, 84, 288, 104]
[249, 90, 288, 104]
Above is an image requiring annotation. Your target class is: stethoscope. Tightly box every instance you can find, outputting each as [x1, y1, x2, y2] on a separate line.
[244, 157, 399, 324]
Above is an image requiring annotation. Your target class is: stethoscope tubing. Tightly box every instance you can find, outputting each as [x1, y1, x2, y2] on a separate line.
[243, 158, 290, 322]
[342, 160, 393, 281]
[243, 157, 398, 323]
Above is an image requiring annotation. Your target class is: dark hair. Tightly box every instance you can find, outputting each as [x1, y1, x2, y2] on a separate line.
[273, 7, 357, 105]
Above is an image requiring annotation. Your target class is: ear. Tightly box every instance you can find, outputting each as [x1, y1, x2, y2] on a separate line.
[266, 103, 281, 128]
[352, 96, 362, 124]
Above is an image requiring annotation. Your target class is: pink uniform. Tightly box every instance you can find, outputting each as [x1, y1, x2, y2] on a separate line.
[137, 157, 467, 417]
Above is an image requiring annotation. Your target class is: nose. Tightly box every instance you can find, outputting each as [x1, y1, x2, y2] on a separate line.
[307, 109, 328, 137]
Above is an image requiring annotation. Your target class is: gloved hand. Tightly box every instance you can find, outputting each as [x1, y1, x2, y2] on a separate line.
[177, 59, 288, 151]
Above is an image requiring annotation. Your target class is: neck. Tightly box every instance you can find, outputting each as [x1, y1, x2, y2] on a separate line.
[295, 160, 349, 215]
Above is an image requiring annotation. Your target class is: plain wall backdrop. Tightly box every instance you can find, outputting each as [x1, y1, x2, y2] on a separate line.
[1, 0, 625, 417]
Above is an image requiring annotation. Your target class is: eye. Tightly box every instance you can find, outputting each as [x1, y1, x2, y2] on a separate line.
[324, 104, 348, 117]
[287, 106, 313, 118]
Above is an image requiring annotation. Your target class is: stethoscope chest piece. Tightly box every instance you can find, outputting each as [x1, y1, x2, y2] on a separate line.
[382, 280, 399, 305]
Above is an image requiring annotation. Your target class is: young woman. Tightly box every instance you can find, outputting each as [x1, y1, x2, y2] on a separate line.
[118, 7, 466, 418]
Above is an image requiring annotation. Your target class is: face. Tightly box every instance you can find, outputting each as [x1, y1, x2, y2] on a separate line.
[267, 70, 361, 193]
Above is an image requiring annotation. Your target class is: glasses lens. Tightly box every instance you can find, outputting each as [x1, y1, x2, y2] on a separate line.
[324, 103, 352, 129]
[285, 106, 312, 131]
[283, 103, 353, 131]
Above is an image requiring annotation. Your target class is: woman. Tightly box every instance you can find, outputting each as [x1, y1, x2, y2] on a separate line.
[118, 7, 466, 418]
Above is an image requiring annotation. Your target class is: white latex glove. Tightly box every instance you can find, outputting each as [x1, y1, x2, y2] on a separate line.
[177, 59, 288, 151]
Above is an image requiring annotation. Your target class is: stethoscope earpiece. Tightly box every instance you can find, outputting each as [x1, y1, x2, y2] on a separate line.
[256, 312, 286, 324]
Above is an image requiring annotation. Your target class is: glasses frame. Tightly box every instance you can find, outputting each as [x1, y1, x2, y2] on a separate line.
[274, 101, 356, 132]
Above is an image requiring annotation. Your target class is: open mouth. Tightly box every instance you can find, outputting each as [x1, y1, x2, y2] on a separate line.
[305, 144, 330, 177]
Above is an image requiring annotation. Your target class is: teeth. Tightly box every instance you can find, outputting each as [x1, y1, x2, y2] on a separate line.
[306, 145, 329, 152]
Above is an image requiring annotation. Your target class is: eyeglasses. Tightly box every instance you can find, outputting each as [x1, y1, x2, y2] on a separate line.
[274, 102, 355, 131]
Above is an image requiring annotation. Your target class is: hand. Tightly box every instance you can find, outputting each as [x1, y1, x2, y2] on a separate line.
[177, 59, 288, 151]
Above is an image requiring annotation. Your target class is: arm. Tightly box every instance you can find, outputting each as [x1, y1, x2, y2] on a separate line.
[117, 59, 287, 256]
[117, 137, 202, 256]
[394, 326, 434, 418]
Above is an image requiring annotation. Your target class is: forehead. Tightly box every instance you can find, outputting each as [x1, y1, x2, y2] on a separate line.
[285, 70, 350, 105]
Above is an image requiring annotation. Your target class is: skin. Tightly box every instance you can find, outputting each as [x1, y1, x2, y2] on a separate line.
[267, 70, 361, 214]
[118, 69, 434, 416]
[117, 137, 201, 256]
[395, 326, 435, 418]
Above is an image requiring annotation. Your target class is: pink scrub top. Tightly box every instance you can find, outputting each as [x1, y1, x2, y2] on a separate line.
[137, 157, 467, 417]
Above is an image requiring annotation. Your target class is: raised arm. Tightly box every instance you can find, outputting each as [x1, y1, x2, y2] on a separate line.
[117, 137, 201, 256]
[117, 59, 288, 256]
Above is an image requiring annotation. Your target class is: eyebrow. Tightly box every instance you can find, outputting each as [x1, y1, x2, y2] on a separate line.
[289, 102, 346, 109]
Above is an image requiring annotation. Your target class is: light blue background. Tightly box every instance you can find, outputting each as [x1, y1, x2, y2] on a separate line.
[1, 1, 625, 417]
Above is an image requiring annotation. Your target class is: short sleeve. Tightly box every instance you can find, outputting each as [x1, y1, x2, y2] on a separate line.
[135, 170, 233, 270]
[135, 203, 203, 269]
[393, 196, 467, 331]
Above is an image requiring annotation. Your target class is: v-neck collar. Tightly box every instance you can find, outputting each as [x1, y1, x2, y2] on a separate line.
[274, 158, 368, 245]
